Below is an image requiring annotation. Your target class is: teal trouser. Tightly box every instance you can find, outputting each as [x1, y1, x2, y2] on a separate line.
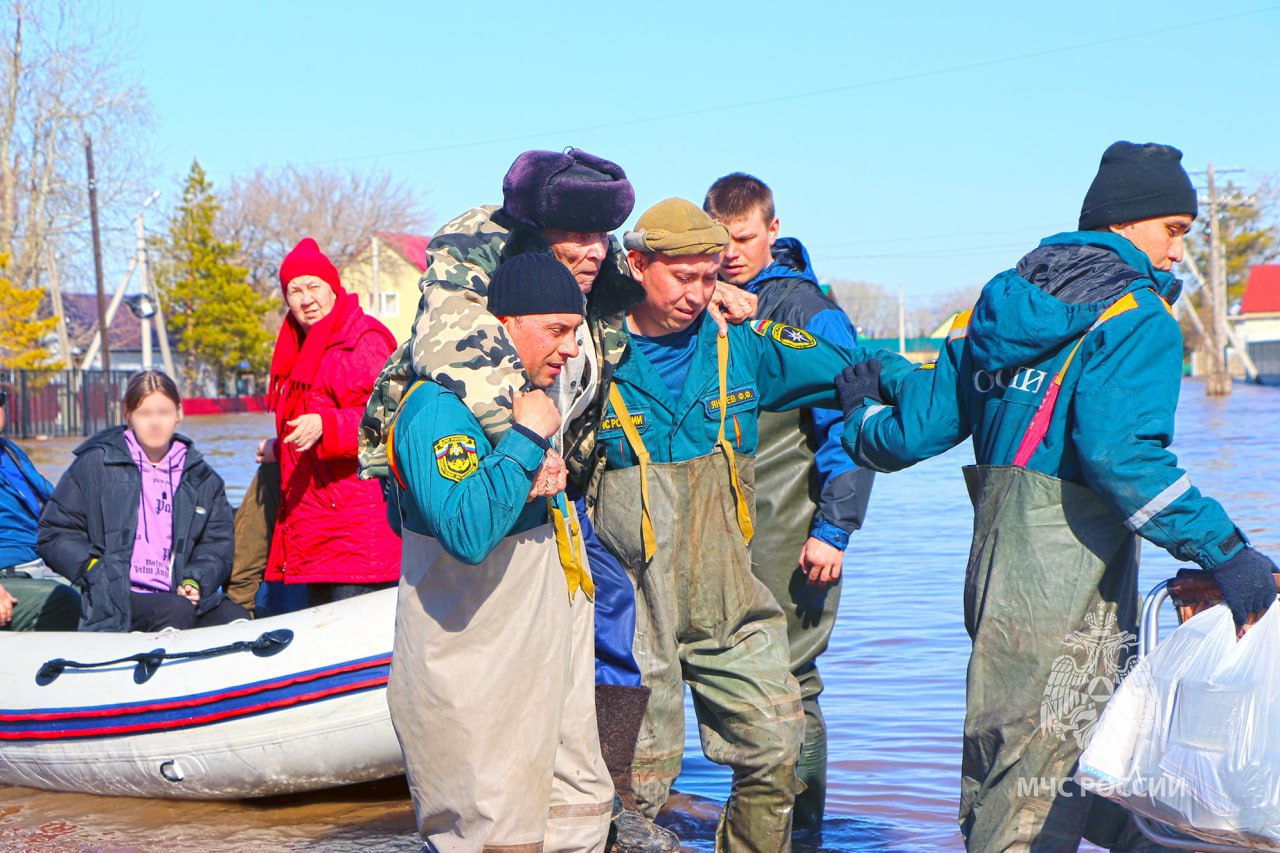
[594, 451, 803, 853]
[1, 575, 80, 632]
[960, 466, 1176, 852]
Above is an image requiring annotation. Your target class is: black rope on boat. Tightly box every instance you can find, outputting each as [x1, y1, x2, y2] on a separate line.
[35, 629, 294, 686]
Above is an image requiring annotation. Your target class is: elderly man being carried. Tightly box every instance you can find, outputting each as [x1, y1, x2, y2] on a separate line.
[363, 149, 748, 851]
[387, 254, 612, 851]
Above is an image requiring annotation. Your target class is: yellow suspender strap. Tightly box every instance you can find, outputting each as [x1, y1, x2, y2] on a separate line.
[1012, 292, 1142, 467]
[1052, 292, 1141, 381]
[715, 334, 755, 547]
[606, 384, 657, 563]
[386, 381, 429, 492]
[547, 494, 594, 599]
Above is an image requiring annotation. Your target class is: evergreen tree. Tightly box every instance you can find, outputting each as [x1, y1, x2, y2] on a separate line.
[1188, 177, 1280, 304]
[0, 253, 59, 368]
[154, 161, 273, 392]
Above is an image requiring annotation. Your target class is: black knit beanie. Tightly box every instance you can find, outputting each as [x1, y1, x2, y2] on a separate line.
[487, 253, 585, 317]
[1078, 141, 1198, 230]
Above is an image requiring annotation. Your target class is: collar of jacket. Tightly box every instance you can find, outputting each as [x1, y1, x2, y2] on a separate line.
[73, 426, 208, 478]
[742, 237, 819, 295]
[616, 312, 723, 418]
[1039, 230, 1183, 304]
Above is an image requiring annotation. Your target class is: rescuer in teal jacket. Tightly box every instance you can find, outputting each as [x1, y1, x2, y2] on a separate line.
[588, 197, 912, 851]
[385, 255, 614, 853]
[593, 310, 899, 472]
[839, 141, 1277, 853]
[848, 227, 1269, 586]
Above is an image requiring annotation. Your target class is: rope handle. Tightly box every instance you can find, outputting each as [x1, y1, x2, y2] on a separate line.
[36, 629, 294, 686]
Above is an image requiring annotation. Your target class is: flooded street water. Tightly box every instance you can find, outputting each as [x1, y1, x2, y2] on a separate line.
[4, 381, 1279, 852]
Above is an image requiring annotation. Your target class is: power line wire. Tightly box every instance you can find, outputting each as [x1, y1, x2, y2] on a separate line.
[307, 5, 1279, 165]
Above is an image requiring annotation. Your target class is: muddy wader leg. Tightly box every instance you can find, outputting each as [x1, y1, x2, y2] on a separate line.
[546, 585, 616, 852]
[760, 565, 841, 830]
[959, 465, 1163, 852]
[794, 664, 828, 830]
[627, 553, 688, 822]
[684, 611, 804, 853]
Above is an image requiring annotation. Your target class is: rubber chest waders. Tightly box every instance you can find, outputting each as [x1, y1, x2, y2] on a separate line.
[959, 292, 1171, 852]
[594, 332, 802, 853]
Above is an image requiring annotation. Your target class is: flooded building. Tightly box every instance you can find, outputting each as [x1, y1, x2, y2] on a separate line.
[1231, 265, 1280, 385]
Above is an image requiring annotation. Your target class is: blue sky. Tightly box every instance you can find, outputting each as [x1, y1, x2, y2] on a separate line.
[101, 0, 1280, 299]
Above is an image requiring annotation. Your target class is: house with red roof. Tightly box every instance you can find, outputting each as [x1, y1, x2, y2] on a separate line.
[1231, 265, 1280, 385]
[59, 292, 183, 373]
[340, 232, 432, 342]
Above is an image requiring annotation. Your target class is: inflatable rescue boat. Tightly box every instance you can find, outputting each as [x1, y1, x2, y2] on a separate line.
[0, 589, 403, 799]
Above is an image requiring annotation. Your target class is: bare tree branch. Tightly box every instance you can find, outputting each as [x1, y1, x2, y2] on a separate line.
[0, 1, 150, 293]
[219, 164, 432, 295]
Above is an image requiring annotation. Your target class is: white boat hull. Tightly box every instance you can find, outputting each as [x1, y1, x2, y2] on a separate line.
[0, 589, 404, 799]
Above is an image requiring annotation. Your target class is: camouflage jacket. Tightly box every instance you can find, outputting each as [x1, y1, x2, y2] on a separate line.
[359, 205, 643, 488]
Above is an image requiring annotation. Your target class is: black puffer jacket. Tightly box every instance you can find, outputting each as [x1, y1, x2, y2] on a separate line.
[37, 427, 234, 631]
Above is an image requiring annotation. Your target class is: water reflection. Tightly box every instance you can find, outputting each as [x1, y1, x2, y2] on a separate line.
[5, 383, 1279, 851]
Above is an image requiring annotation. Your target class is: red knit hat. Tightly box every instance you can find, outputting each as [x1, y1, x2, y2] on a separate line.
[279, 238, 344, 296]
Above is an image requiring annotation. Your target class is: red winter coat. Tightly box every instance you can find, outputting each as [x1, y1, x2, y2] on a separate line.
[265, 297, 399, 584]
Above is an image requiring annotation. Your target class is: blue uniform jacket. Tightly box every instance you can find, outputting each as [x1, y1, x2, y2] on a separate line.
[0, 438, 53, 567]
[391, 381, 548, 565]
[598, 311, 900, 471]
[847, 231, 1246, 570]
[743, 237, 872, 549]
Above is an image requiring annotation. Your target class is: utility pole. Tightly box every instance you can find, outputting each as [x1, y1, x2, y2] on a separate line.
[84, 134, 110, 374]
[897, 287, 906, 355]
[135, 192, 175, 380]
[1181, 249, 1257, 381]
[1204, 164, 1231, 396]
[44, 250, 70, 367]
[1196, 162, 1243, 397]
[371, 234, 382, 316]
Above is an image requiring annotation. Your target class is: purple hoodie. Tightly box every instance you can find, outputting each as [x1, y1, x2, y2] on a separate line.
[123, 429, 187, 594]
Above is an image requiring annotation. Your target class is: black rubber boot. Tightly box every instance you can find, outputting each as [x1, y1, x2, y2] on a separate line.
[598, 684, 680, 853]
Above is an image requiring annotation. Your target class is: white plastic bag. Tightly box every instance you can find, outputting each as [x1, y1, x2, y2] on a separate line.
[1078, 603, 1280, 849]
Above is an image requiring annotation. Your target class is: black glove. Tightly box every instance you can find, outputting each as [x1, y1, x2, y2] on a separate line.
[836, 360, 883, 418]
[1210, 547, 1278, 628]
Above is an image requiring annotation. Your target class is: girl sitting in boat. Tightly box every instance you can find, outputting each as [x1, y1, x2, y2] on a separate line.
[37, 370, 247, 631]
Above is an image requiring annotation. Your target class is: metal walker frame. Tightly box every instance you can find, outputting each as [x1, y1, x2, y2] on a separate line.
[1130, 581, 1269, 852]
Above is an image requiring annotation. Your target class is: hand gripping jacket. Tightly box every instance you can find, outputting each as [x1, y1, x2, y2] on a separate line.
[358, 205, 643, 489]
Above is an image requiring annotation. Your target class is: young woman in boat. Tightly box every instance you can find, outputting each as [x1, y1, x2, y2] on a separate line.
[37, 370, 247, 631]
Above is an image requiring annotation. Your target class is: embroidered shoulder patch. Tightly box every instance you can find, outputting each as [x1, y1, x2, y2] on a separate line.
[433, 434, 479, 482]
[770, 322, 816, 349]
